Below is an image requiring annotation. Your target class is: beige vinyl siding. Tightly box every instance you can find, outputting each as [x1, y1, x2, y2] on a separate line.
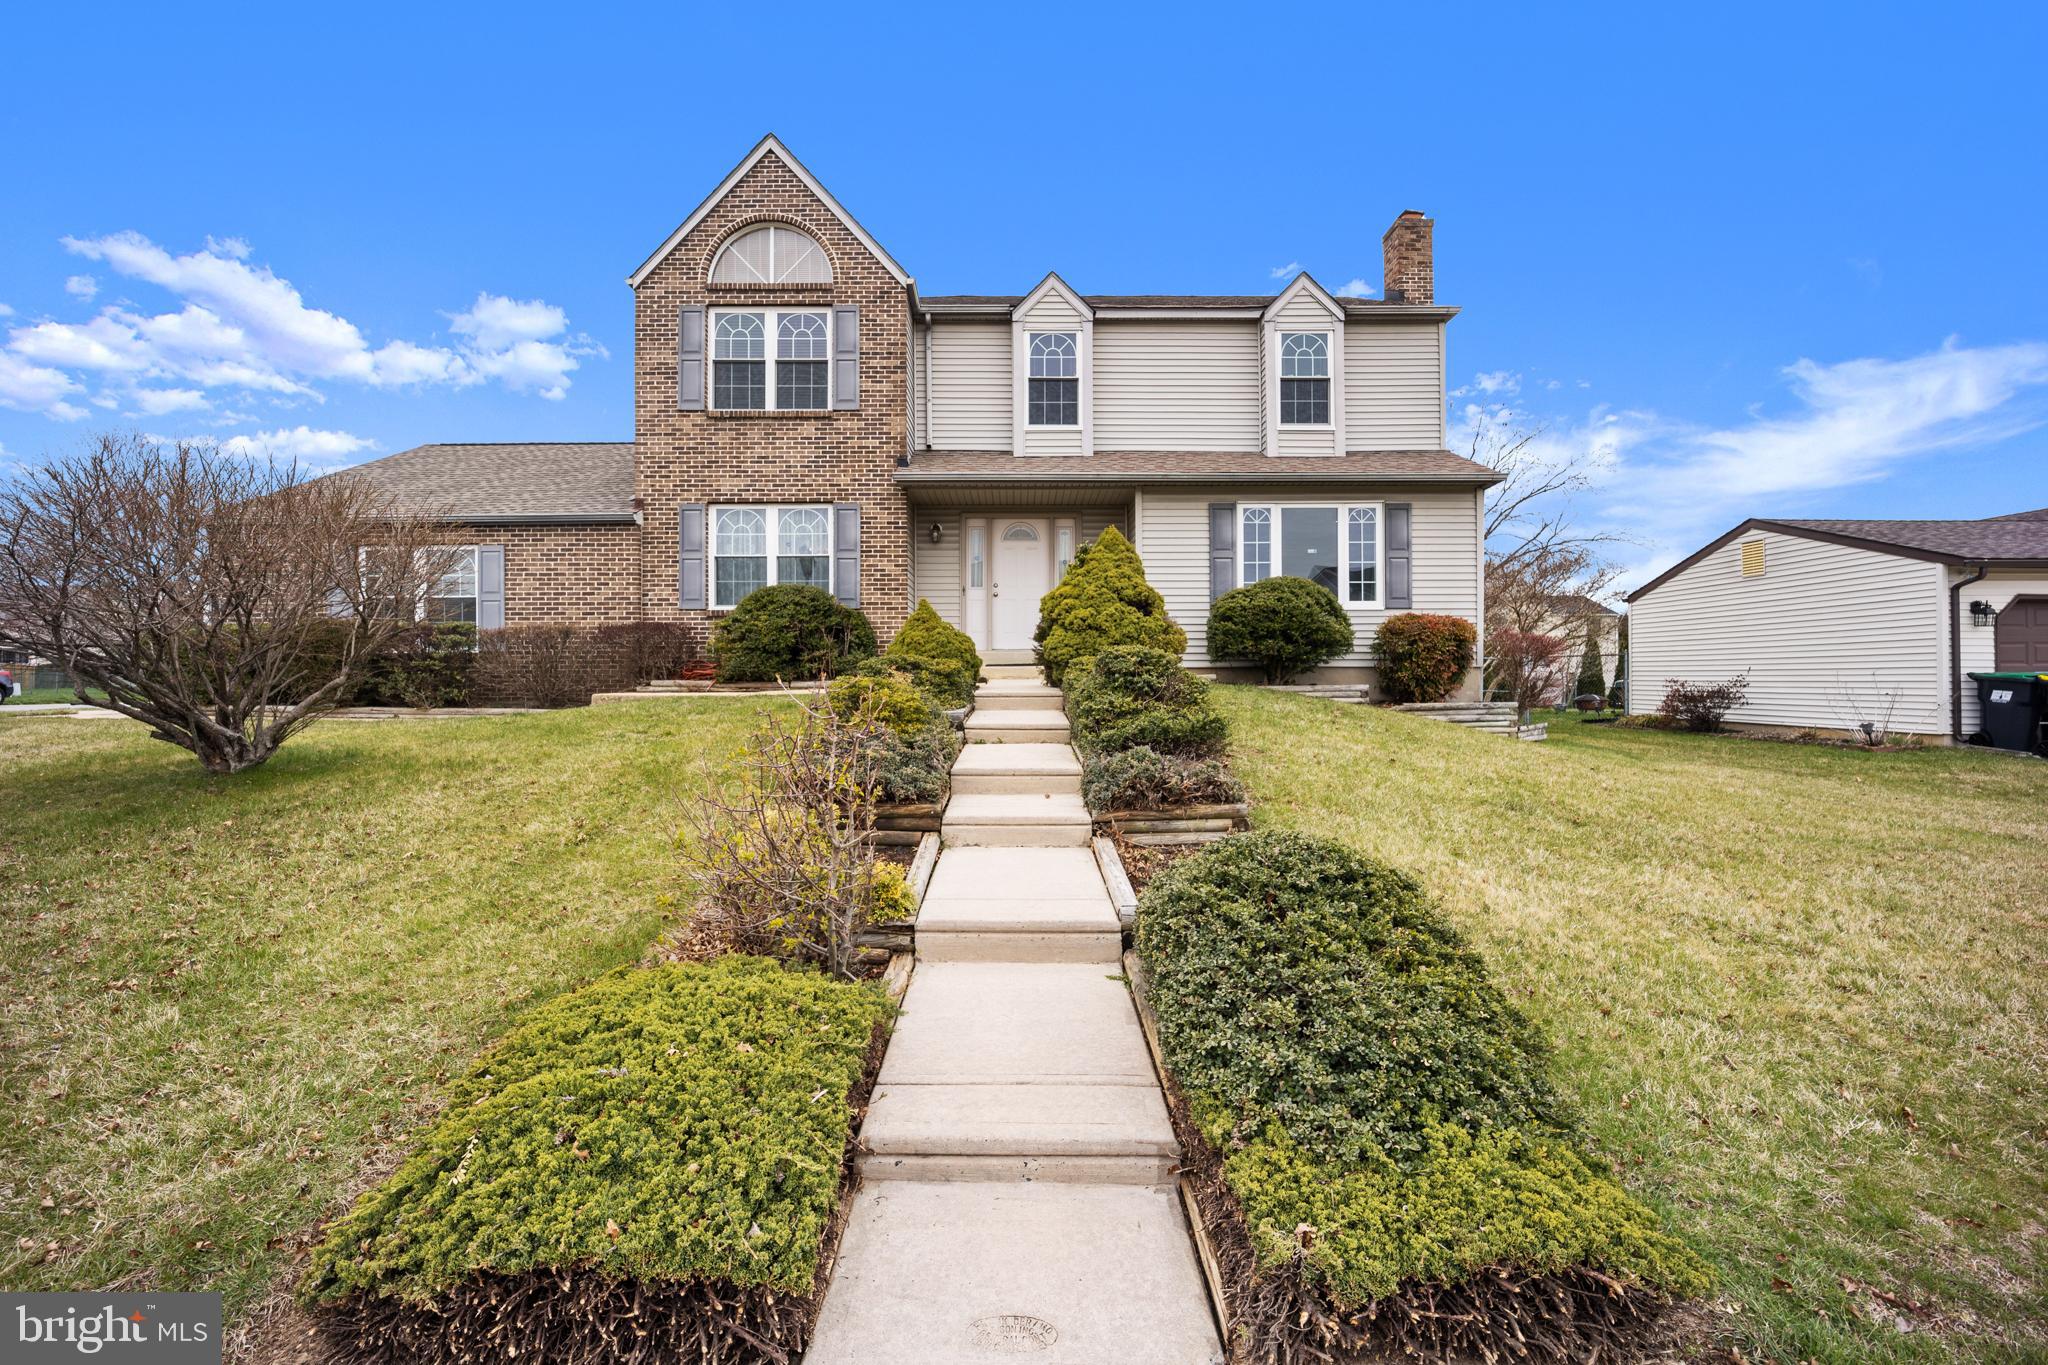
[909, 511, 964, 628]
[1953, 569, 2048, 733]
[1270, 293, 1339, 456]
[1023, 423, 1084, 456]
[927, 321, 1010, 448]
[1017, 291, 1085, 328]
[1138, 486, 1482, 666]
[1345, 321, 1444, 449]
[913, 324, 928, 448]
[1628, 530, 1949, 734]
[1080, 507, 1130, 546]
[1093, 320, 1262, 450]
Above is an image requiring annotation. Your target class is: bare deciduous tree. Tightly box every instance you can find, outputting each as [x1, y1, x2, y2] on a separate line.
[0, 434, 457, 773]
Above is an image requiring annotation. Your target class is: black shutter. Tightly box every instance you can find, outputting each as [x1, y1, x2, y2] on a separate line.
[678, 504, 707, 609]
[1385, 502, 1413, 610]
[677, 306, 705, 411]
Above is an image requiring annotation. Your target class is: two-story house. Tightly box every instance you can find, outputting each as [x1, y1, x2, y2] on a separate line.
[347, 135, 1500, 688]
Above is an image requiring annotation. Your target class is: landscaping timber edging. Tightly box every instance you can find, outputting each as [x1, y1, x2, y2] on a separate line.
[1091, 836, 1139, 927]
[1093, 801, 1250, 845]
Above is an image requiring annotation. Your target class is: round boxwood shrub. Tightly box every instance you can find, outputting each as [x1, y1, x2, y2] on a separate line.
[887, 599, 981, 681]
[711, 585, 876, 684]
[1064, 645, 1227, 757]
[1371, 612, 1476, 703]
[1207, 576, 1354, 683]
[1033, 528, 1186, 686]
[826, 668, 938, 735]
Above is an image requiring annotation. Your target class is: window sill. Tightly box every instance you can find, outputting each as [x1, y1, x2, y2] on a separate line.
[706, 407, 837, 420]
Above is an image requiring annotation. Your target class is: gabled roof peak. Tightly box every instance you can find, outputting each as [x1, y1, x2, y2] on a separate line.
[626, 134, 912, 289]
[1262, 270, 1344, 321]
[1014, 271, 1093, 319]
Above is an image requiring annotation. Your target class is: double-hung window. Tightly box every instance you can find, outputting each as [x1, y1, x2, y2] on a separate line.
[426, 546, 479, 623]
[711, 505, 831, 608]
[1239, 503, 1381, 605]
[711, 310, 830, 411]
[1279, 332, 1330, 425]
[1027, 331, 1079, 426]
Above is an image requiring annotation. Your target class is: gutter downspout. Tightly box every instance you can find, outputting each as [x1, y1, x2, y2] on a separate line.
[1950, 562, 1988, 743]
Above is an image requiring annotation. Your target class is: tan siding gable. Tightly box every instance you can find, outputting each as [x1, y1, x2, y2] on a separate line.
[1094, 320, 1262, 451]
[927, 321, 1011, 448]
[1345, 322, 1443, 450]
[1627, 529, 1949, 734]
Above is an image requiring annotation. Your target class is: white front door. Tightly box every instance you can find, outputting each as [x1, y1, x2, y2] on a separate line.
[991, 518, 1051, 650]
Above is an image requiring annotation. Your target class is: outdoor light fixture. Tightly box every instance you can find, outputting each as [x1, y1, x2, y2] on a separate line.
[1970, 600, 1997, 627]
[929, 523, 943, 544]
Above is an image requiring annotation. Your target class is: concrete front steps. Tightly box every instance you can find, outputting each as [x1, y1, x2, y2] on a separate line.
[804, 683, 1224, 1365]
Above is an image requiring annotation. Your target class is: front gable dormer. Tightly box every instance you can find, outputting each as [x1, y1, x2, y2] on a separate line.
[1012, 273, 1093, 457]
[1262, 272, 1345, 455]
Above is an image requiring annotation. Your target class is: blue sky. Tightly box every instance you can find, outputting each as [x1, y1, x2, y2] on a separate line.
[4, 2, 2044, 584]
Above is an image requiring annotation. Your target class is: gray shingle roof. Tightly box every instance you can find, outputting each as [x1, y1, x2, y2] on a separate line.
[1769, 517, 2048, 561]
[919, 294, 1423, 314]
[897, 449, 1502, 485]
[340, 443, 636, 523]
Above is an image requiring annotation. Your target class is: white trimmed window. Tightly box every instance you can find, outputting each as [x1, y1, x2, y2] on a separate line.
[1279, 332, 1331, 425]
[711, 505, 832, 607]
[426, 546, 479, 623]
[711, 309, 830, 411]
[1239, 503, 1381, 605]
[1027, 331, 1079, 426]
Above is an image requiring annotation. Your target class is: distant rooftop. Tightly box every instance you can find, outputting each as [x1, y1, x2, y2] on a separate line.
[342, 442, 636, 523]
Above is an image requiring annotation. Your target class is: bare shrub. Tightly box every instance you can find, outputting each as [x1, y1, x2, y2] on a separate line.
[476, 626, 585, 707]
[1487, 629, 1568, 713]
[0, 434, 456, 772]
[679, 690, 891, 979]
[1658, 674, 1751, 732]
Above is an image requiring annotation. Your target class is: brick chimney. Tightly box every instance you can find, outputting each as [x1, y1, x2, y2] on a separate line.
[1381, 210, 1434, 305]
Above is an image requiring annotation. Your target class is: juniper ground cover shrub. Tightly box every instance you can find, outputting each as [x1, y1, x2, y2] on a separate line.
[1208, 576, 1354, 683]
[1136, 831, 1710, 1362]
[711, 585, 876, 683]
[1063, 644, 1227, 758]
[1081, 744, 1243, 813]
[1032, 528, 1186, 685]
[1370, 613, 1476, 704]
[301, 958, 893, 1365]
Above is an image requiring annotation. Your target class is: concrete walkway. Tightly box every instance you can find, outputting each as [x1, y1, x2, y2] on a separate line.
[808, 668, 1222, 1364]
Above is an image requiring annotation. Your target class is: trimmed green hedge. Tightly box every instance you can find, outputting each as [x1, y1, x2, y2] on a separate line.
[1064, 645, 1227, 758]
[302, 958, 893, 1305]
[1207, 576, 1354, 683]
[711, 585, 876, 684]
[1137, 832, 1709, 1320]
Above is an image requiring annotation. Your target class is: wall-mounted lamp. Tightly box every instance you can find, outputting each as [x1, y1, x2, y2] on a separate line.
[1970, 599, 1997, 627]
[928, 523, 944, 545]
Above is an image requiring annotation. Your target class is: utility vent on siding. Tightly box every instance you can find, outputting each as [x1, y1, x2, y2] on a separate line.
[1740, 540, 1766, 577]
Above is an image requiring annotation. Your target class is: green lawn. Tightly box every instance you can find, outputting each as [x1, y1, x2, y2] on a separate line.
[0, 701, 782, 1324]
[3, 687, 103, 705]
[1216, 691, 2047, 1364]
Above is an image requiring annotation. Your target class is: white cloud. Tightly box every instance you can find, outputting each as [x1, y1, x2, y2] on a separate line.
[1268, 261, 1301, 279]
[447, 292, 566, 350]
[209, 425, 375, 465]
[1458, 369, 1521, 398]
[128, 387, 211, 415]
[5, 233, 599, 420]
[0, 303, 14, 317]
[0, 351, 87, 419]
[64, 274, 98, 300]
[1468, 339, 2048, 592]
[1333, 278, 1378, 298]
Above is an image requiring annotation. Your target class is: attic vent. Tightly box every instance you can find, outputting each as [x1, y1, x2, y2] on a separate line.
[1740, 540, 1766, 578]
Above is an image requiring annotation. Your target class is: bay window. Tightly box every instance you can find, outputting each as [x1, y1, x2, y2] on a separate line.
[712, 310, 830, 411]
[711, 505, 832, 607]
[1239, 503, 1381, 606]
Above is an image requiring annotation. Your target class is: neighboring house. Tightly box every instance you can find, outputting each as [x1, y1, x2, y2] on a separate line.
[346, 135, 1500, 687]
[1625, 510, 2048, 741]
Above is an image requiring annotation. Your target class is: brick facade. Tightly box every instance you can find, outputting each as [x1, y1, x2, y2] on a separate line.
[632, 149, 913, 652]
[1380, 210, 1434, 306]
[491, 524, 643, 627]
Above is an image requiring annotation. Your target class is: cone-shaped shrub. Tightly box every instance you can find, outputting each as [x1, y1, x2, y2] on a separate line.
[1032, 527, 1185, 686]
[1574, 619, 1606, 701]
[1064, 644, 1227, 757]
[887, 599, 981, 680]
[1137, 831, 1710, 1360]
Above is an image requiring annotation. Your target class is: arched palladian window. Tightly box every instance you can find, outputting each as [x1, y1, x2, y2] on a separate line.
[709, 224, 833, 285]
